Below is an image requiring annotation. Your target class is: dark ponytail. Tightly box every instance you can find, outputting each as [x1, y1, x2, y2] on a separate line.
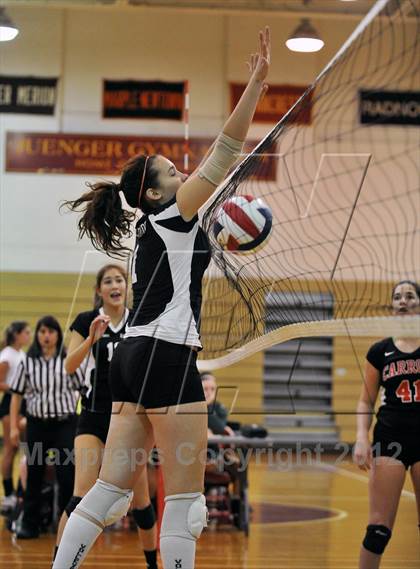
[1, 321, 29, 350]
[61, 181, 135, 258]
[62, 154, 159, 257]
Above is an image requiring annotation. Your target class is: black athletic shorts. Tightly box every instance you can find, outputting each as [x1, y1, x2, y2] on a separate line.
[110, 336, 205, 409]
[372, 421, 420, 470]
[75, 408, 111, 445]
[0, 392, 11, 419]
[0, 392, 26, 419]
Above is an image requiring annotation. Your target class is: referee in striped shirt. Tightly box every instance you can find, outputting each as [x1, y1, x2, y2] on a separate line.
[9, 315, 83, 539]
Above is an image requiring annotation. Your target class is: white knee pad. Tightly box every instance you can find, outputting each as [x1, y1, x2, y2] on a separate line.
[198, 133, 243, 186]
[161, 492, 208, 541]
[75, 479, 133, 528]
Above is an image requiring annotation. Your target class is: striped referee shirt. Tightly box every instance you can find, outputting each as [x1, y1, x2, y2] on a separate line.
[9, 354, 83, 418]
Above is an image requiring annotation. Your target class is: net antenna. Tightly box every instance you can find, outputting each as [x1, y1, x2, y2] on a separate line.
[198, 0, 420, 371]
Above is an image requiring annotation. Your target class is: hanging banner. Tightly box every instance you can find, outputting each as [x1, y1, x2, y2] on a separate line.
[0, 76, 58, 115]
[359, 90, 420, 125]
[5, 132, 278, 181]
[103, 80, 186, 119]
[230, 83, 312, 124]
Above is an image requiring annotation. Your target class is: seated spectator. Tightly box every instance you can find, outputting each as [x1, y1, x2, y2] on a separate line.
[201, 372, 235, 437]
[200, 373, 242, 524]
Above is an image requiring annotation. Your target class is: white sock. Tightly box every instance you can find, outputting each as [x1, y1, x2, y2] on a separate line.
[52, 513, 102, 569]
[160, 535, 196, 569]
[160, 493, 207, 569]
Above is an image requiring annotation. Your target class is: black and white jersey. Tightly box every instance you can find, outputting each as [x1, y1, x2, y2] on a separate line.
[70, 307, 129, 413]
[9, 354, 83, 418]
[125, 197, 211, 348]
[367, 337, 420, 430]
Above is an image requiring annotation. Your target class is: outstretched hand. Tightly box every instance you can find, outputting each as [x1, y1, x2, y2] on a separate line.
[247, 26, 271, 98]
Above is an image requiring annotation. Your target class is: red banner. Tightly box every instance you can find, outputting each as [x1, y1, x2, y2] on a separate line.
[231, 83, 312, 124]
[5, 132, 277, 181]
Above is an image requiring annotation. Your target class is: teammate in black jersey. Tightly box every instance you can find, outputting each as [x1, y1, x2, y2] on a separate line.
[354, 280, 420, 569]
[53, 265, 158, 569]
[53, 27, 271, 569]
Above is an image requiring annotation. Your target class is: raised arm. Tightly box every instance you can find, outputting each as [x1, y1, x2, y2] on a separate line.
[353, 361, 380, 470]
[177, 27, 271, 221]
[221, 29, 270, 141]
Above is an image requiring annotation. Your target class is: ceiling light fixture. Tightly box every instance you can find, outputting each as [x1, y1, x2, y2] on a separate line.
[0, 7, 19, 42]
[286, 17, 324, 53]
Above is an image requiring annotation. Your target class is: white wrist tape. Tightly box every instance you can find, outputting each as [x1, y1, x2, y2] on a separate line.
[198, 133, 244, 186]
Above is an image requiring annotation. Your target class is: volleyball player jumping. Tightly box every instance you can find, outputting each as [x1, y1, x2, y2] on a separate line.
[53, 27, 270, 569]
[354, 280, 420, 569]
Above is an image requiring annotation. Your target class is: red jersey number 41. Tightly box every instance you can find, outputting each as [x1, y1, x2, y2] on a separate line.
[395, 379, 420, 403]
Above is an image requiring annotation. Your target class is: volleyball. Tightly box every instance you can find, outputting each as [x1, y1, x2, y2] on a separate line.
[213, 195, 273, 254]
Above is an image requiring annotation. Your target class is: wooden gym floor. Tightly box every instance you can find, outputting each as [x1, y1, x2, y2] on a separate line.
[0, 452, 418, 568]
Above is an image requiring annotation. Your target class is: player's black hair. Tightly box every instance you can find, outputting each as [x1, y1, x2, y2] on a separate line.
[1, 321, 29, 349]
[61, 154, 159, 258]
[27, 315, 66, 358]
[391, 280, 420, 300]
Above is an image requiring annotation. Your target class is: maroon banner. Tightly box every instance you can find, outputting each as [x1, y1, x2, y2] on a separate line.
[5, 132, 277, 181]
[231, 83, 312, 124]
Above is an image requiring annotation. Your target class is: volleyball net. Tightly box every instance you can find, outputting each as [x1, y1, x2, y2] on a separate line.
[198, 0, 420, 369]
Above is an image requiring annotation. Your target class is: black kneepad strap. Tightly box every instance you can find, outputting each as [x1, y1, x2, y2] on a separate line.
[132, 504, 156, 530]
[363, 524, 392, 554]
[65, 495, 82, 517]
